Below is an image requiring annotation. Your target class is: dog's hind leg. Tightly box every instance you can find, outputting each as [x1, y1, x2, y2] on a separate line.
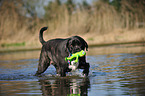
[56, 63, 66, 77]
[59, 67, 66, 77]
[35, 50, 50, 76]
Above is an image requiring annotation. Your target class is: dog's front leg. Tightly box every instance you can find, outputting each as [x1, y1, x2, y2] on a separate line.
[78, 57, 90, 76]
[82, 62, 90, 76]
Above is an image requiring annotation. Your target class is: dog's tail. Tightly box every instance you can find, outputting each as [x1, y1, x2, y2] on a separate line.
[39, 27, 48, 45]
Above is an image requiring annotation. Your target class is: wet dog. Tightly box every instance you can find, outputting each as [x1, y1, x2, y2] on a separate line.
[35, 27, 90, 76]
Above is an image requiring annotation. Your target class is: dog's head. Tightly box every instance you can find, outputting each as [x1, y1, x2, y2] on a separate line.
[66, 36, 88, 54]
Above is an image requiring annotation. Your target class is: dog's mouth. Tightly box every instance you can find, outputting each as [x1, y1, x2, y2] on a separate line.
[66, 49, 87, 71]
[68, 57, 86, 71]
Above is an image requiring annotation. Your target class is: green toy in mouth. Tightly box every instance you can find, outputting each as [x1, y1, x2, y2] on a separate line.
[65, 50, 86, 70]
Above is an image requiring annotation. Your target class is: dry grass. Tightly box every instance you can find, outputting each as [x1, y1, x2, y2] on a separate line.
[0, 0, 145, 48]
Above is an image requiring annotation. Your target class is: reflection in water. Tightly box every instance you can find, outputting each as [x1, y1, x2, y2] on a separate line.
[118, 53, 145, 95]
[92, 53, 145, 95]
[39, 77, 90, 96]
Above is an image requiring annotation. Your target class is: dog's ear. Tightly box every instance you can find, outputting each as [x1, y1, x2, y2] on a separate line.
[74, 36, 88, 51]
[79, 37, 88, 51]
[84, 40, 88, 51]
[85, 41, 88, 51]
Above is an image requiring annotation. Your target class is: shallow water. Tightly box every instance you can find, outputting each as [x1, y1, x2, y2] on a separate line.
[0, 44, 145, 96]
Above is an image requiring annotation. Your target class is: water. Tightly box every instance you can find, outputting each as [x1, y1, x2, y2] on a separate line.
[0, 44, 145, 96]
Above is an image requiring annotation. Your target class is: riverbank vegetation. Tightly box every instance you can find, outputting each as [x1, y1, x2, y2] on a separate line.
[0, 0, 145, 48]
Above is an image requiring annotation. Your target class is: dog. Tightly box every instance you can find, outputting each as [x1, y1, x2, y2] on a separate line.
[35, 27, 90, 77]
